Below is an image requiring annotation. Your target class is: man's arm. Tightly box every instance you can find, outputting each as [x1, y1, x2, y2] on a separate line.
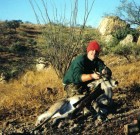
[81, 73, 100, 82]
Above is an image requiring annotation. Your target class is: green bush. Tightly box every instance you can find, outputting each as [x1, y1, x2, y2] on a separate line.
[27, 39, 37, 46]
[114, 43, 133, 62]
[112, 27, 139, 41]
[4, 20, 20, 32]
[98, 37, 119, 55]
[9, 43, 28, 55]
[132, 44, 140, 59]
[19, 31, 27, 36]
[129, 29, 139, 42]
[112, 27, 129, 40]
[0, 45, 7, 52]
[10, 43, 38, 57]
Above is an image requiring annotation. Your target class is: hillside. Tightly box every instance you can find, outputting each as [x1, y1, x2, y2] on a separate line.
[0, 22, 42, 81]
[0, 20, 140, 134]
[0, 55, 140, 134]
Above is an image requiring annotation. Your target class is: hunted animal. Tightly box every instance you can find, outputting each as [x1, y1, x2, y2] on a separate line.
[33, 76, 118, 132]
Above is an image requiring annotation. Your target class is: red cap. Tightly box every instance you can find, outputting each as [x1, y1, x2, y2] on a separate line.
[87, 40, 100, 53]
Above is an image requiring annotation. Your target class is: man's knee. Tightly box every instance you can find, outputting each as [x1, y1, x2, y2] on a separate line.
[64, 84, 79, 97]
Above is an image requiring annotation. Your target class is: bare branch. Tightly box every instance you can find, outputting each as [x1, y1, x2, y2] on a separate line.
[41, 0, 51, 23]
[33, 0, 46, 24]
[29, 0, 95, 78]
[116, 0, 140, 26]
[28, 0, 40, 24]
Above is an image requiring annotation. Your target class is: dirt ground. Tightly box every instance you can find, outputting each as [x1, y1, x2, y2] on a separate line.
[1, 84, 140, 135]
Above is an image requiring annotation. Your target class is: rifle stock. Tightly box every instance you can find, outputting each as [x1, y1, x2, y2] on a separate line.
[73, 87, 104, 114]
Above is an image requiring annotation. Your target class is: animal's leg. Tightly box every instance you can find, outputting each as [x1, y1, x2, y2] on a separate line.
[52, 111, 71, 126]
[104, 87, 113, 99]
[35, 112, 52, 126]
[35, 100, 65, 126]
[101, 87, 113, 106]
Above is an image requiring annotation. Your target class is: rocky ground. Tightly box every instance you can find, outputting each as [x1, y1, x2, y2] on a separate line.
[1, 86, 140, 135]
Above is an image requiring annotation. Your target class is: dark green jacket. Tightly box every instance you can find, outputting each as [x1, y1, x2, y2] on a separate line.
[63, 54, 112, 85]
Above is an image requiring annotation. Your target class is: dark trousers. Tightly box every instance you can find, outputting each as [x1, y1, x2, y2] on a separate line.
[64, 83, 89, 98]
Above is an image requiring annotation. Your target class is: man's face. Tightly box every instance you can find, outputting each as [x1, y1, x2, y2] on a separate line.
[88, 50, 99, 61]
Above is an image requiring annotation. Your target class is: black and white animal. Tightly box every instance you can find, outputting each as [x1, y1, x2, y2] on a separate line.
[88, 76, 118, 107]
[34, 77, 118, 131]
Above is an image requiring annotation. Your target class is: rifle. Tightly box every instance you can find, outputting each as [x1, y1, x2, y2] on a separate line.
[72, 85, 104, 117]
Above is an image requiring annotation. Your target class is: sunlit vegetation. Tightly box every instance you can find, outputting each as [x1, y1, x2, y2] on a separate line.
[0, 21, 140, 131]
[0, 67, 64, 121]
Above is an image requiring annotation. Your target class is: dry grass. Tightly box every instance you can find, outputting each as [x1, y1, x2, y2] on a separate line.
[0, 55, 140, 125]
[102, 55, 140, 88]
[0, 66, 64, 120]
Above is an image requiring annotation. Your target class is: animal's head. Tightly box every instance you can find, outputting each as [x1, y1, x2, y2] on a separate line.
[87, 76, 118, 91]
[88, 76, 118, 100]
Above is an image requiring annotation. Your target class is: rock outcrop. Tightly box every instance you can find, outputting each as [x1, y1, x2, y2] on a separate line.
[120, 34, 133, 45]
[102, 34, 114, 43]
[97, 16, 139, 45]
[36, 57, 50, 71]
[98, 16, 129, 36]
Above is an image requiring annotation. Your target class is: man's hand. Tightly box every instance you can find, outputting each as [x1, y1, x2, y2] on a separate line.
[91, 72, 100, 79]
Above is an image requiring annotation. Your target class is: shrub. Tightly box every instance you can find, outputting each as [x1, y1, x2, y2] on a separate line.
[9, 43, 28, 55]
[112, 27, 129, 40]
[0, 45, 7, 52]
[4, 20, 20, 32]
[9, 41, 37, 56]
[112, 27, 139, 42]
[40, 24, 94, 78]
[102, 38, 119, 55]
[19, 31, 27, 36]
[27, 39, 37, 46]
[132, 44, 140, 59]
[129, 28, 139, 42]
[113, 43, 133, 62]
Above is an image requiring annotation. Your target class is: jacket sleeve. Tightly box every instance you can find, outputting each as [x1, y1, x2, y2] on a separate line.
[72, 60, 84, 84]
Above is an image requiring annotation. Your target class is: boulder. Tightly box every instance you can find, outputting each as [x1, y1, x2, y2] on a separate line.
[102, 34, 114, 43]
[98, 16, 129, 36]
[36, 57, 50, 71]
[120, 34, 133, 45]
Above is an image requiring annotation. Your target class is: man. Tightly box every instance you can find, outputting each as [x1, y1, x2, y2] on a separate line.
[63, 40, 112, 122]
[63, 40, 112, 97]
